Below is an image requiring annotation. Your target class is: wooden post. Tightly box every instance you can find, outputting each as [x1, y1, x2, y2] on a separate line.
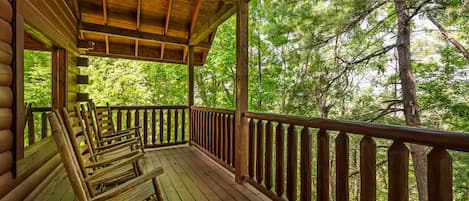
[188, 46, 194, 144]
[14, 10, 24, 163]
[234, 0, 249, 184]
[52, 48, 67, 110]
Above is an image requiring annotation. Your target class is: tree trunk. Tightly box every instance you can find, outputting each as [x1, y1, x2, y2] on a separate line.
[394, 1, 428, 201]
[257, 25, 262, 110]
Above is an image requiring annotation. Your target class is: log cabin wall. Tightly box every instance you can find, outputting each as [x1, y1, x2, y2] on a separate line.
[0, 0, 79, 200]
[0, 0, 16, 198]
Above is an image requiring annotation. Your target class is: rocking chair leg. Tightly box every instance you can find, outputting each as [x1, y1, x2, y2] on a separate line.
[152, 178, 164, 200]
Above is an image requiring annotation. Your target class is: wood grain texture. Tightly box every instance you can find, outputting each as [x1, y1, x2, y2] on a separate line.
[234, 0, 249, 183]
[300, 127, 312, 201]
[0, 87, 13, 107]
[0, 18, 12, 44]
[388, 141, 409, 201]
[317, 129, 329, 201]
[360, 136, 376, 201]
[286, 125, 297, 201]
[0, 130, 13, 152]
[0, 0, 13, 22]
[0, 64, 13, 86]
[245, 112, 469, 152]
[428, 148, 452, 201]
[335, 132, 349, 201]
[275, 123, 285, 197]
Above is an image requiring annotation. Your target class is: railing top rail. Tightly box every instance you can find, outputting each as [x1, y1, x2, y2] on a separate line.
[190, 106, 235, 115]
[246, 111, 469, 152]
[96, 105, 188, 110]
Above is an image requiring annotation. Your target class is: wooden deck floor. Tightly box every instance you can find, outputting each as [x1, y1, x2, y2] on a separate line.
[36, 146, 269, 201]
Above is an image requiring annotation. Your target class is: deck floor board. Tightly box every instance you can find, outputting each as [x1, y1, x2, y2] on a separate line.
[36, 145, 270, 201]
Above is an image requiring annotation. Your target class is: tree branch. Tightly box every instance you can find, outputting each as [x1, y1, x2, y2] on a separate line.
[427, 14, 469, 60]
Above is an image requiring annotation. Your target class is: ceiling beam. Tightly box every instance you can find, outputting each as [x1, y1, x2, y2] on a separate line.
[189, 3, 236, 46]
[103, 0, 108, 25]
[190, 0, 202, 36]
[79, 22, 211, 49]
[165, 0, 173, 34]
[86, 41, 205, 66]
[136, 0, 141, 30]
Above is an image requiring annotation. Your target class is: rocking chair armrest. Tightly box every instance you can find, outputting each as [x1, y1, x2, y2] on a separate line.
[100, 132, 137, 142]
[90, 167, 164, 201]
[86, 153, 145, 183]
[101, 130, 135, 138]
[95, 139, 139, 155]
[85, 150, 141, 169]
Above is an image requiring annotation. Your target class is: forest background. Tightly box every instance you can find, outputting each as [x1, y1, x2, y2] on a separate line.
[24, 0, 468, 200]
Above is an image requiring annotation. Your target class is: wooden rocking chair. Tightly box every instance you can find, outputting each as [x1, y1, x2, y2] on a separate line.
[90, 102, 144, 151]
[79, 103, 143, 155]
[48, 110, 164, 201]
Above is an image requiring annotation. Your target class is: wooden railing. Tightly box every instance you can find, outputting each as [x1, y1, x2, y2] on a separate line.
[245, 111, 469, 201]
[190, 106, 236, 172]
[98, 105, 189, 148]
[24, 105, 51, 147]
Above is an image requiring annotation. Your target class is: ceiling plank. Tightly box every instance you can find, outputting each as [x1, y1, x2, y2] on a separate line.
[190, 0, 202, 36]
[136, 0, 141, 29]
[135, 39, 139, 56]
[189, 3, 236, 46]
[79, 22, 211, 49]
[165, 0, 173, 34]
[103, 0, 107, 25]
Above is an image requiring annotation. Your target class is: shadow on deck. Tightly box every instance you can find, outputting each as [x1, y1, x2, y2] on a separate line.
[36, 146, 269, 201]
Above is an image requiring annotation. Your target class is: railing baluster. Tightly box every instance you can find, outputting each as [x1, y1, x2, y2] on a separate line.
[230, 115, 235, 166]
[360, 136, 376, 201]
[213, 113, 220, 158]
[264, 121, 273, 190]
[152, 110, 156, 144]
[143, 109, 148, 145]
[218, 113, 223, 158]
[317, 129, 329, 201]
[220, 114, 225, 161]
[28, 111, 35, 145]
[335, 131, 349, 201]
[41, 112, 48, 138]
[388, 141, 409, 201]
[286, 125, 298, 201]
[135, 110, 140, 128]
[224, 114, 229, 162]
[201, 112, 210, 150]
[256, 120, 264, 184]
[211, 112, 215, 153]
[159, 109, 163, 144]
[248, 119, 255, 179]
[182, 109, 185, 142]
[117, 109, 122, 131]
[175, 109, 179, 142]
[428, 148, 452, 201]
[126, 110, 131, 129]
[300, 127, 312, 201]
[275, 123, 285, 197]
[167, 109, 171, 143]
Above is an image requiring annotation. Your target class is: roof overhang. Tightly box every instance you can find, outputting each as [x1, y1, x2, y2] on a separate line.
[72, 0, 237, 65]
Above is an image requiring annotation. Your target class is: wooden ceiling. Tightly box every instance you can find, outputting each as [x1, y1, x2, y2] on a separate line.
[70, 0, 236, 66]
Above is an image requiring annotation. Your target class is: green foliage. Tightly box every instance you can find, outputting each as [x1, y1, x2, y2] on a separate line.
[24, 50, 51, 106]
